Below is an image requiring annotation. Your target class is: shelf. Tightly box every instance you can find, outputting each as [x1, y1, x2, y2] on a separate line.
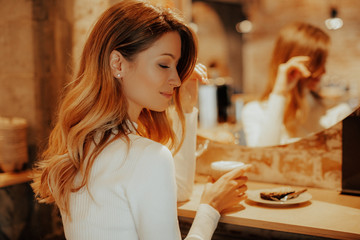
[0, 169, 32, 188]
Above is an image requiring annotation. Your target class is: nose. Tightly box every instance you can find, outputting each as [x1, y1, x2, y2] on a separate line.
[169, 70, 181, 87]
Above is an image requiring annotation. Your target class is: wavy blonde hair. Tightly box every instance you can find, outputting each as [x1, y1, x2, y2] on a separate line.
[261, 22, 330, 136]
[32, 0, 197, 216]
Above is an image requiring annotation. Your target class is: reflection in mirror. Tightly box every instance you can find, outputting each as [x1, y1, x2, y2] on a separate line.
[198, 102, 357, 147]
[196, 107, 360, 192]
[193, 0, 360, 146]
[195, 108, 349, 190]
[240, 22, 355, 147]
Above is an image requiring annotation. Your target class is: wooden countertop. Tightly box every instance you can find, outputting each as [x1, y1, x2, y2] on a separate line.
[178, 180, 360, 240]
[2, 171, 359, 239]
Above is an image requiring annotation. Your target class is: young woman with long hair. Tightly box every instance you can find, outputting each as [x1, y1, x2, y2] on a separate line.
[242, 22, 351, 147]
[31, 0, 250, 239]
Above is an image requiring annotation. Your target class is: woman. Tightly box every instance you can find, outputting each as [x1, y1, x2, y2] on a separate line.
[31, 1, 249, 239]
[242, 22, 351, 147]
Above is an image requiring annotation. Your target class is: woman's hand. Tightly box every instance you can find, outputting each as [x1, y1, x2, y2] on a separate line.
[273, 56, 311, 95]
[200, 164, 251, 214]
[180, 63, 209, 113]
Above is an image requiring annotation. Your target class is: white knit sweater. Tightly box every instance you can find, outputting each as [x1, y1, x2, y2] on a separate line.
[60, 109, 220, 240]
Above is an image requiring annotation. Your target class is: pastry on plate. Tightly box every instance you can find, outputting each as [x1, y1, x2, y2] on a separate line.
[260, 187, 295, 201]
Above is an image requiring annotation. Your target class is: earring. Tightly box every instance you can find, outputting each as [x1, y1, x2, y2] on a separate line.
[116, 73, 121, 78]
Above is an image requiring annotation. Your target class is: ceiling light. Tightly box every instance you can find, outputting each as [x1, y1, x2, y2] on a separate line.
[325, 7, 343, 30]
[236, 20, 252, 33]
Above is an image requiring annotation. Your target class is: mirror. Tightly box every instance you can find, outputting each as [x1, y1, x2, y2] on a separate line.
[195, 105, 360, 190]
[192, 0, 360, 146]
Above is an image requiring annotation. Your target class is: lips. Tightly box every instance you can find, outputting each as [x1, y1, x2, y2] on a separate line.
[160, 91, 174, 98]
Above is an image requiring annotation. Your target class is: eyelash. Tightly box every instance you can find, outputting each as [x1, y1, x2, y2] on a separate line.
[159, 64, 170, 69]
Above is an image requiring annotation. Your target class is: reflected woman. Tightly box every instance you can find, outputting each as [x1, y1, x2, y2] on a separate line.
[242, 22, 352, 147]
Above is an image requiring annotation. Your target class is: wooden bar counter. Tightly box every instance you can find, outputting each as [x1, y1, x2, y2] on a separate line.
[178, 180, 360, 240]
[2, 171, 359, 239]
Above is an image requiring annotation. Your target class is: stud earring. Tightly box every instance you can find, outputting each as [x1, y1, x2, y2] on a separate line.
[116, 73, 121, 78]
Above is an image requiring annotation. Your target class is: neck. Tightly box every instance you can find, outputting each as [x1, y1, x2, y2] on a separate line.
[127, 102, 142, 122]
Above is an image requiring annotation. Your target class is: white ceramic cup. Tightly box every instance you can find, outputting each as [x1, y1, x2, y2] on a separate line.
[210, 160, 245, 180]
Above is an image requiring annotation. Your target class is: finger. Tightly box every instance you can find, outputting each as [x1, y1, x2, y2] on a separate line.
[222, 164, 252, 180]
[235, 175, 248, 181]
[190, 67, 208, 84]
[234, 176, 248, 185]
[195, 63, 209, 84]
[228, 177, 248, 190]
[287, 56, 311, 76]
[295, 63, 311, 78]
[200, 76, 209, 85]
[218, 188, 248, 212]
[197, 71, 208, 84]
[237, 193, 248, 201]
[195, 63, 207, 75]
[207, 175, 215, 183]
[237, 184, 248, 193]
[227, 191, 247, 207]
[288, 62, 311, 78]
[232, 184, 248, 195]
[196, 63, 207, 73]
[190, 68, 202, 80]
[234, 189, 247, 198]
[288, 56, 310, 63]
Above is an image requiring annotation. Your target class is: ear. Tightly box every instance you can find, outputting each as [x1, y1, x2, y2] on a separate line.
[110, 50, 126, 79]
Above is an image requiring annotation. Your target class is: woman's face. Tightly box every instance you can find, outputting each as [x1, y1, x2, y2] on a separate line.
[122, 31, 182, 121]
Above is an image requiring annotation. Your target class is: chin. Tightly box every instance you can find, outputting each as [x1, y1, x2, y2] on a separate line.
[148, 104, 170, 113]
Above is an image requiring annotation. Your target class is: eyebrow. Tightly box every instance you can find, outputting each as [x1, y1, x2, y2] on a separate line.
[161, 53, 177, 59]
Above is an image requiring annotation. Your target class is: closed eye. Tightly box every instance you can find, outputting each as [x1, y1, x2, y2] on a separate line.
[159, 64, 170, 69]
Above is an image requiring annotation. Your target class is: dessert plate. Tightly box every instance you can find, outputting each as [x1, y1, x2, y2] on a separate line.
[247, 189, 312, 206]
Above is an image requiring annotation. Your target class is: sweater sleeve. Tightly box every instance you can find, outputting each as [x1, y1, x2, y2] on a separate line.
[172, 107, 198, 202]
[320, 102, 352, 128]
[126, 142, 219, 240]
[242, 93, 286, 147]
[126, 144, 181, 240]
[186, 204, 220, 240]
